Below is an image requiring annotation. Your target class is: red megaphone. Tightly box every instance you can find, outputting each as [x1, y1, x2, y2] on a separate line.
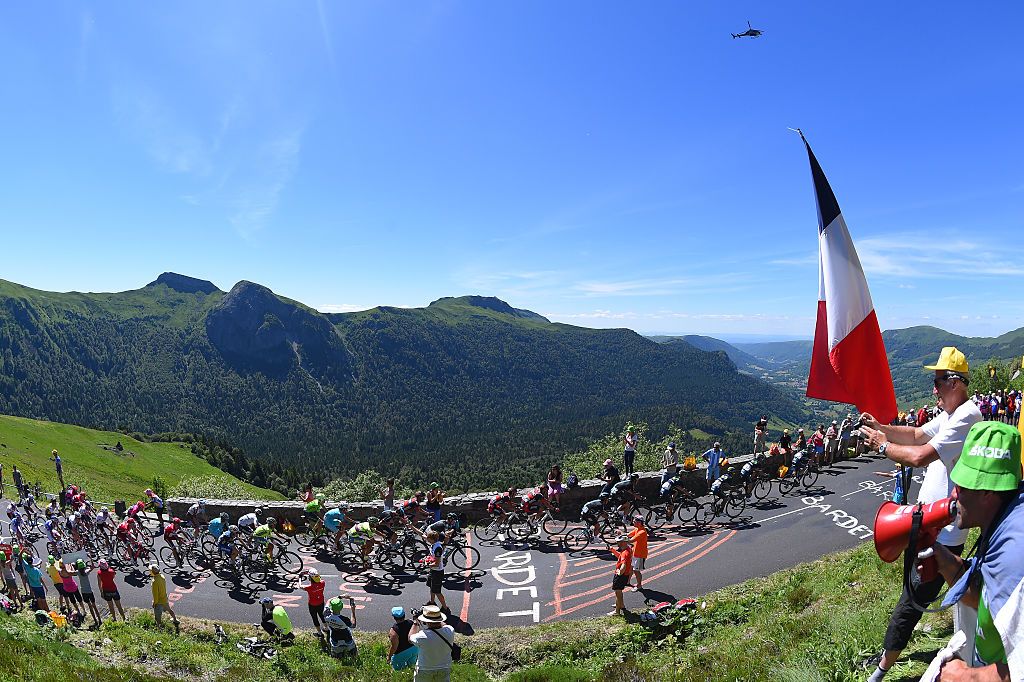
[873, 498, 957, 563]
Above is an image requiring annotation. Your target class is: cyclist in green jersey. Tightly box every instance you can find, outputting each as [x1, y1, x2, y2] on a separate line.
[346, 517, 380, 569]
[253, 517, 283, 560]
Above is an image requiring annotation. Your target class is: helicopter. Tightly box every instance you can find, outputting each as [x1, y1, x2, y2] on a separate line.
[731, 21, 763, 39]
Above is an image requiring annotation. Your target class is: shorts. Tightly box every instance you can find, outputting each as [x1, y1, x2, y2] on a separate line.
[102, 590, 121, 602]
[82, 592, 96, 604]
[427, 570, 444, 594]
[31, 585, 46, 599]
[54, 584, 67, 597]
[611, 574, 630, 591]
[66, 590, 83, 605]
[391, 645, 419, 671]
[631, 558, 646, 571]
[547, 482, 564, 494]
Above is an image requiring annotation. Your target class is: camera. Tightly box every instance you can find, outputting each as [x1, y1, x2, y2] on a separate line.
[411, 607, 423, 619]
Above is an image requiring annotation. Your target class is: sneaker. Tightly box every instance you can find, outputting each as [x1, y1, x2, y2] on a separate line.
[605, 610, 621, 616]
[860, 651, 883, 672]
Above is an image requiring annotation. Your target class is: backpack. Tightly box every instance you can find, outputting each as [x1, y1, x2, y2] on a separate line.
[565, 472, 579, 490]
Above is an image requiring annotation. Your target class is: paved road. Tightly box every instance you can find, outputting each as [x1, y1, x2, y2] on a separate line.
[3, 454, 901, 635]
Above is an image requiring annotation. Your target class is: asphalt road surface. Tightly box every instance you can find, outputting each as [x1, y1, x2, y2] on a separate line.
[3, 453, 902, 636]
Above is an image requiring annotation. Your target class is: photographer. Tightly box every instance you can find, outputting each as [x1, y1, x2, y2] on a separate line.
[859, 347, 981, 681]
[408, 604, 457, 681]
[931, 421, 1023, 681]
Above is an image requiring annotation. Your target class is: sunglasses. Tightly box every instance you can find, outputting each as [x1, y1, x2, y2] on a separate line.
[934, 374, 965, 388]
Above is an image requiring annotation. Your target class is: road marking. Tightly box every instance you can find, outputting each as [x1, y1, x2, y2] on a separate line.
[757, 507, 808, 524]
[460, 532, 472, 623]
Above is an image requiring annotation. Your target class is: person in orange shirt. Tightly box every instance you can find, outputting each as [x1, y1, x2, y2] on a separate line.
[627, 516, 648, 592]
[607, 536, 633, 616]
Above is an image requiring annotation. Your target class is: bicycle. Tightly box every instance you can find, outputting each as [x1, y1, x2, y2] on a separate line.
[410, 532, 481, 573]
[778, 451, 820, 495]
[241, 538, 304, 583]
[562, 515, 631, 551]
[523, 506, 569, 538]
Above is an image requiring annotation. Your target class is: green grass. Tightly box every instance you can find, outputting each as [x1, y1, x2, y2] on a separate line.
[0, 539, 958, 681]
[0, 414, 283, 502]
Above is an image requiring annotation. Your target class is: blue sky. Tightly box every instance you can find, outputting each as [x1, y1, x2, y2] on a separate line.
[2, 2, 1022, 339]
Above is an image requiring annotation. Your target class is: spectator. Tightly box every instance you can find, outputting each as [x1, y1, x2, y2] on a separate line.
[409, 604, 457, 682]
[145, 489, 165, 531]
[0, 462, 4, 497]
[58, 560, 85, 622]
[2, 547, 22, 610]
[50, 449, 65, 489]
[628, 516, 648, 592]
[546, 465, 564, 506]
[600, 459, 621, 495]
[931, 420, 1023, 679]
[778, 429, 792, 456]
[299, 568, 326, 636]
[425, 530, 449, 612]
[388, 606, 419, 671]
[382, 478, 396, 511]
[860, 346, 981, 681]
[45, 555, 70, 613]
[21, 552, 47, 611]
[97, 559, 126, 621]
[794, 428, 807, 453]
[259, 595, 295, 643]
[301, 483, 315, 504]
[74, 559, 101, 628]
[12, 465, 24, 501]
[811, 426, 825, 462]
[426, 483, 444, 523]
[323, 596, 358, 658]
[661, 442, 679, 485]
[701, 442, 724, 483]
[824, 420, 838, 465]
[607, 536, 633, 616]
[149, 564, 180, 633]
[754, 415, 768, 456]
[623, 427, 638, 477]
[917, 404, 929, 429]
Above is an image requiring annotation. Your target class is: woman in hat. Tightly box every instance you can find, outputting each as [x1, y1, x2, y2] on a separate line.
[409, 604, 457, 681]
[299, 568, 326, 636]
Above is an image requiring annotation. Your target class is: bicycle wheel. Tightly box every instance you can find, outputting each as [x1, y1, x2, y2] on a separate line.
[778, 475, 797, 495]
[675, 499, 699, 524]
[695, 502, 716, 528]
[563, 527, 592, 551]
[244, 557, 268, 583]
[542, 514, 568, 537]
[801, 465, 819, 489]
[158, 546, 181, 569]
[506, 514, 534, 541]
[276, 550, 304, 576]
[643, 506, 668, 531]
[752, 476, 770, 499]
[450, 545, 481, 571]
[381, 546, 409, 572]
[599, 517, 627, 543]
[725, 490, 746, 519]
[473, 517, 500, 542]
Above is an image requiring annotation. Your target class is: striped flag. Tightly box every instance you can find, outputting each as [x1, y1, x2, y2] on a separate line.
[799, 133, 897, 423]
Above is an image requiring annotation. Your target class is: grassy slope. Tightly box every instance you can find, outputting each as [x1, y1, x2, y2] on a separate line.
[0, 540, 957, 682]
[0, 415, 282, 502]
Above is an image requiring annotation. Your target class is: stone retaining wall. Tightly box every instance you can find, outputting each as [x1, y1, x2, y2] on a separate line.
[169, 452, 784, 527]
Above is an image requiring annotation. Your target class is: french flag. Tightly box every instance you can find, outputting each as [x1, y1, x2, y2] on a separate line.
[799, 133, 897, 424]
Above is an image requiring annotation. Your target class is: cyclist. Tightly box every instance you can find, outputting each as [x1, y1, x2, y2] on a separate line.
[521, 483, 551, 524]
[401, 492, 429, 526]
[43, 513, 63, 548]
[8, 509, 27, 546]
[65, 511, 85, 546]
[304, 496, 325, 519]
[252, 517, 281, 561]
[217, 524, 240, 563]
[487, 487, 518, 523]
[163, 517, 184, 566]
[738, 455, 766, 498]
[207, 512, 228, 540]
[126, 500, 147, 532]
[346, 517, 380, 569]
[45, 495, 59, 518]
[22, 492, 38, 519]
[237, 508, 262, 534]
[376, 508, 405, 544]
[609, 473, 640, 521]
[184, 500, 208, 527]
[659, 473, 688, 519]
[94, 506, 113, 539]
[580, 494, 611, 538]
[709, 471, 733, 502]
[322, 504, 350, 551]
[423, 513, 461, 541]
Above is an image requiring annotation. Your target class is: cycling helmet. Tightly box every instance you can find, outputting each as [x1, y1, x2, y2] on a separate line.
[172, 517, 182, 524]
[259, 596, 274, 605]
[447, 513, 459, 521]
[669, 441, 676, 448]
[52, 449, 58, 456]
[266, 517, 277, 527]
[367, 516, 380, 525]
[306, 567, 319, 578]
[229, 525, 239, 533]
[629, 473, 640, 481]
[220, 512, 229, 523]
[254, 507, 264, 515]
[47, 555, 55, 564]
[145, 489, 154, 496]
[507, 487, 516, 495]
[101, 506, 109, 513]
[599, 492, 611, 499]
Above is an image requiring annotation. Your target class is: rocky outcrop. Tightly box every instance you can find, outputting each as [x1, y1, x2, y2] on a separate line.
[205, 281, 351, 379]
[147, 272, 220, 295]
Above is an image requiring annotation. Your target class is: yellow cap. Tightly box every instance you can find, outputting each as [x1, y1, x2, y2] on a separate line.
[923, 346, 969, 374]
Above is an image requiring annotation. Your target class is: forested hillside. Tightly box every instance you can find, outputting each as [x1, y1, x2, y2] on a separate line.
[0, 274, 808, 490]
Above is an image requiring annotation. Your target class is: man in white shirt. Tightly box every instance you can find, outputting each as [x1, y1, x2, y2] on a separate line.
[409, 604, 457, 681]
[858, 346, 982, 681]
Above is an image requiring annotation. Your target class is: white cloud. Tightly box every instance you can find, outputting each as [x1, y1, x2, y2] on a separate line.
[318, 303, 370, 314]
[229, 129, 304, 239]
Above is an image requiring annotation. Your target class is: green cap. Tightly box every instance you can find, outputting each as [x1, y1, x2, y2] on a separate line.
[328, 597, 343, 613]
[951, 421, 1023, 492]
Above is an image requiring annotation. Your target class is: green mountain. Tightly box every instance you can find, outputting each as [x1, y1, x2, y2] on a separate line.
[0, 273, 809, 490]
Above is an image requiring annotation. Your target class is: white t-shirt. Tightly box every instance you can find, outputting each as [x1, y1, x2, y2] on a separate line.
[918, 399, 982, 546]
[409, 625, 456, 671]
